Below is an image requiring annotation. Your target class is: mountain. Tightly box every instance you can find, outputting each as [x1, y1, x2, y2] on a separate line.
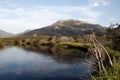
[16, 29, 31, 36]
[0, 30, 15, 38]
[21, 19, 106, 37]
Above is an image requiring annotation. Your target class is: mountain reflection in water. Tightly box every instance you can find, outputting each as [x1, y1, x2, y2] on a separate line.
[0, 45, 94, 80]
[21, 44, 89, 64]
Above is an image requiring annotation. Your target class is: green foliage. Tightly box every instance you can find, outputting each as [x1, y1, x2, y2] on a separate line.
[92, 46, 120, 80]
[105, 46, 120, 58]
[92, 59, 120, 80]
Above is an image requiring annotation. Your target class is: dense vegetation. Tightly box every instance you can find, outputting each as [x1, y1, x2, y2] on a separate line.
[92, 24, 120, 80]
[92, 47, 120, 80]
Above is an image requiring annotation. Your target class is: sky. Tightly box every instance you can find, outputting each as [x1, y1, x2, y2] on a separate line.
[0, 0, 119, 34]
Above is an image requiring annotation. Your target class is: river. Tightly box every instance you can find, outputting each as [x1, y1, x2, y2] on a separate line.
[0, 45, 93, 80]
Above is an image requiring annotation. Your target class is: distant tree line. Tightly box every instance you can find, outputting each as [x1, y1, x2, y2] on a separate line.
[107, 23, 120, 50]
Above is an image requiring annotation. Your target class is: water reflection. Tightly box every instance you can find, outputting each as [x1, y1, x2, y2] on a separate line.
[0, 45, 93, 80]
[0, 45, 4, 49]
[20, 44, 89, 64]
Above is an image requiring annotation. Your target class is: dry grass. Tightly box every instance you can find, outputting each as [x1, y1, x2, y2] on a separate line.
[92, 47, 120, 80]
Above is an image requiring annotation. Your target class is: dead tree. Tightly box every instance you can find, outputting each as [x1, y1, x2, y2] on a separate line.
[89, 32, 113, 74]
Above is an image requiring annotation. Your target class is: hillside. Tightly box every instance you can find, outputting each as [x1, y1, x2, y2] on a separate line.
[16, 29, 31, 36]
[0, 30, 15, 38]
[21, 19, 106, 37]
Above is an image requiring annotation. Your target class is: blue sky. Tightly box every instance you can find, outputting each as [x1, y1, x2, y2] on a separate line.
[0, 0, 119, 33]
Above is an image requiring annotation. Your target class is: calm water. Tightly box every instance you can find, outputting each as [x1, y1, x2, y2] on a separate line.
[0, 45, 93, 80]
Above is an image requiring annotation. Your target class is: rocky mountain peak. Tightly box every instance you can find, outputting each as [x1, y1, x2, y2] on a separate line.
[51, 19, 90, 27]
[20, 19, 106, 37]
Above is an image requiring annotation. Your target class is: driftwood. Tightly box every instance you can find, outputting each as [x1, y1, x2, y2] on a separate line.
[94, 37, 113, 66]
[89, 33, 113, 73]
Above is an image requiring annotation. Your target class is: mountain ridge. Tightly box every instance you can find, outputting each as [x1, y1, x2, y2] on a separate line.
[0, 29, 15, 38]
[16, 29, 31, 36]
[20, 19, 106, 37]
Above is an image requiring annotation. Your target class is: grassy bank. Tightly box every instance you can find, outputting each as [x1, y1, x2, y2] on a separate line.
[0, 38, 3, 48]
[55, 42, 91, 48]
[54, 42, 91, 52]
[106, 46, 120, 58]
[92, 47, 120, 80]
[92, 59, 120, 80]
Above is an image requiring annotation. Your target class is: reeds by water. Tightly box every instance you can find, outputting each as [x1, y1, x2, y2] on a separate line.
[92, 48, 120, 80]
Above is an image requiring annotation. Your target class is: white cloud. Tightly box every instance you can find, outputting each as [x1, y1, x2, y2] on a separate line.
[30, 6, 101, 23]
[0, 18, 35, 33]
[0, 7, 12, 14]
[0, 5, 102, 33]
[27, 8, 71, 20]
[109, 16, 116, 22]
[56, 6, 101, 23]
[0, 7, 25, 16]
[0, 13, 7, 17]
[15, 8, 25, 16]
[41, 6, 102, 21]
[90, 0, 111, 7]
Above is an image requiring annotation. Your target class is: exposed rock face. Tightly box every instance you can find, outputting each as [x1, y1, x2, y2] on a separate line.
[20, 19, 106, 37]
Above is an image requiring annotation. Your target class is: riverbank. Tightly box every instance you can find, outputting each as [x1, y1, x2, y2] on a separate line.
[1, 35, 120, 80]
[0, 39, 3, 48]
[92, 47, 120, 80]
[3, 36, 93, 52]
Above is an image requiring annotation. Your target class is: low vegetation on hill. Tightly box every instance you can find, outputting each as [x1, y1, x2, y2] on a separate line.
[20, 19, 106, 37]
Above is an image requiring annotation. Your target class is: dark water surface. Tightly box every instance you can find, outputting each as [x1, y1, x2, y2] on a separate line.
[0, 46, 93, 80]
